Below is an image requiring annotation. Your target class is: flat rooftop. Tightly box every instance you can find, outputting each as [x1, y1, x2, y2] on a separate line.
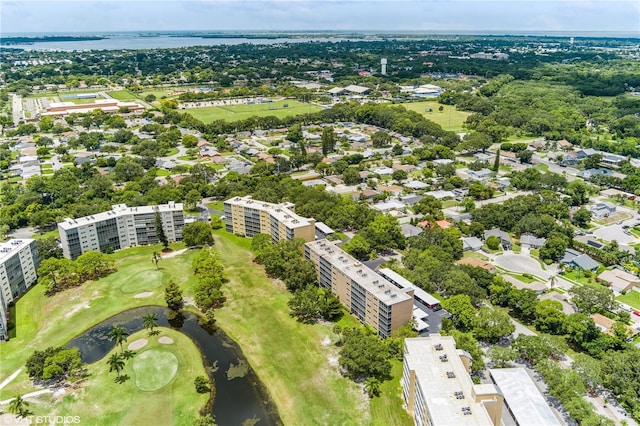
[378, 268, 440, 306]
[225, 196, 314, 229]
[0, 239, 34, 263]
[58, 202, 183, 230]
[306, 240, 413, 306]
[489, 368, 561, 426]
[405, 335, 496, 425]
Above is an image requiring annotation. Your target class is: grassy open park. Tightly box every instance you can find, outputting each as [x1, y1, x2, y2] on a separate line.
[6, 328, 209, 425]
[106, 90, 139, 101]
[186, 99, 322, 123]
[212, 230, 411, 426]
[400, 100, 471, 131]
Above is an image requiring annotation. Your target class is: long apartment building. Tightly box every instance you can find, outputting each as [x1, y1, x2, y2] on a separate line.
[0, 239, 40, 340]
[402, 335, 503, 426]
[224, 196, 315, 243]
[304, 239, 413, 337]
[58, 202, 184, 259]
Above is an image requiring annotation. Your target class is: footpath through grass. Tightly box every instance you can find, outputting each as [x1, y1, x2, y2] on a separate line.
[212, 231, 411, 426]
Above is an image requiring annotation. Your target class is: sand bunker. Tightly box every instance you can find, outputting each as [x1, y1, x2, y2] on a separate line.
[158, 336, 174, 344]
[128, 339, 148, 350]
[134, 292, 153, 299]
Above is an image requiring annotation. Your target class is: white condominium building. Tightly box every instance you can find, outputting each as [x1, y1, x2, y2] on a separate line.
[0, 239, 39, 340]
[58, 202, 184, 259]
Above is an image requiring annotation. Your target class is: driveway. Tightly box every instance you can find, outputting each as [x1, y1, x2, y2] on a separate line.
[494, 251, 551, 280]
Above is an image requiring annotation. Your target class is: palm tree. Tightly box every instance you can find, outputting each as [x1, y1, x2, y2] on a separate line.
[364, 377, 380, 398]
[143, 313, 158, 334]
[122, 350, 136, 361]
[151, 251, 161, 270]
[8, 395, 31, 419]
[107, 353, 125, 378]
[109, 326, 129, 355]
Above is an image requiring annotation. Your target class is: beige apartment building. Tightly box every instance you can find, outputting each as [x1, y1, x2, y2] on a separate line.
[304, 239, 413, 337]
[402, 335, 503, 426]
[223, 196, 315, 243]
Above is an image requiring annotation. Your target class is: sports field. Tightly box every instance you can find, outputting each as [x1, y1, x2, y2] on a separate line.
[400, 101, 471, 131]
[186, 100, 321, 123]
[106, 90, 139, 101]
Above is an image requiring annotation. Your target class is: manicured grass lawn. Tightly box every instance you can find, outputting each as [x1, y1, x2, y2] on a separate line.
[187, 100, 321, 123]
[400, 101, 471, 131]
[442, 199, 458, 208]
[164, 147, 179, 156]
[0, 242, 196, 397]
[32, 228, 59, 240]
[617, 290, 640, 311]
[154, 168, 171, 177]
[138, 89, 178, 100]
[107, 90, 139, 101]
[19, 328, 207, 425]
[370, 359, 412, 426]
[212, 230, 409, 425]
[207, 201, 224, 211]
[463, 251, 489, 261]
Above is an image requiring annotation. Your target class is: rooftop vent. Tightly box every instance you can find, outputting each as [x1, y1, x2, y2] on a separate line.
[462, 407, 472, 415]
[454, 391, 465, 400]
[435, 344, 443, 351]
[439, 354, 448, 362]
[446, 371, 455, 379]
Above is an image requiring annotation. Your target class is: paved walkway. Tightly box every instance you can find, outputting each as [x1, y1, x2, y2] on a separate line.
[0, 369, 22, 391]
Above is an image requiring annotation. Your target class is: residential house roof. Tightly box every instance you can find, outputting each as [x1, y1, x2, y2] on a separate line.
[597, 268, 640, 293]
[561, 249, 599, 270]
[401, 224, 423, 238]
[457, 257, 494, 271]
[461, 237, 483, 251]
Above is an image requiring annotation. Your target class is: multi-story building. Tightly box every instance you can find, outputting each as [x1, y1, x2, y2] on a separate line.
[304, 240, 413, 337]
[224, 196, 315, 243]
[0, 239, 40, 340]
[402, 335, 503, 426]
[58, 202, 184, 259]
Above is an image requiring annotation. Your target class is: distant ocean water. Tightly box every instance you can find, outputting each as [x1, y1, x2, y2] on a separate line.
[1, 31, 638, 51]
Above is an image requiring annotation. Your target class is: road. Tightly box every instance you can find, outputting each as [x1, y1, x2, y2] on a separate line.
[532, 153, 580, 181]
[11, 94, 23, 125]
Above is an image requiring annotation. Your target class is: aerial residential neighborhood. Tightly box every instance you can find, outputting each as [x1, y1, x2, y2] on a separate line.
[0, 3, 639, 425]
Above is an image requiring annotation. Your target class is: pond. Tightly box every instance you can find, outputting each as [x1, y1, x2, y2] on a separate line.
[66, 305, 281, 425]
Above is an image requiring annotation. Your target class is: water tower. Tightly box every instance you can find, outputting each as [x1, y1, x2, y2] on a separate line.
[381, 58, 387, 75]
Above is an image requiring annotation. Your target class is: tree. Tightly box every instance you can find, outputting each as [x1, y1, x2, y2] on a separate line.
[321, 126, 335, 156]
[361, 214, 405, 251]
[540, 233, 569, 262]
[288, 286, 323, 324]
[109, 326, 129, 355]
[210, 215, 224, 230]
[107, 353, 125, 379]
[572, 207, 592, 228]
[516, 150, 533, 164]
[194, 414, 217, 426]
[534, 300, 566, 334]
[565, 313, 601, 351]
[512, 334, 566, 364]
[143, 313, 158, 334]
[343, 234, 372, 261]
[181, 134, 198, 148]
[583, 154, 603, 170]
[566, 180, 591, 206]
[182, 221, 214, 247]
[486, 235, 501, 250]
[364, 377, 381, 398]
[508, 288, 538, 323]
[441, 294, 476, 331]
[194, 376, 211, 393]
[488, 346, 518, 368]
[152, 251, 161, 270]
[413, 195, 443, 218]
[184, 189, 201, 211]
[371, 130, 392, 147]
[493, 149, 501, 172]
[569, 285, 615, 314]
[8, 395, 31, 419]
[392, 169, 408, 183]
[35, 236, 63, 260]
[339, 328, 392, 381]
[342, 167, 361, 185]
[164, 281, 183, 310]
[154, 210, 169, 249]
[473, 307, 515, 343]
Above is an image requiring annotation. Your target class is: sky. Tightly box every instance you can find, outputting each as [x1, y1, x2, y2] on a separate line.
[1, 0, 639, 35]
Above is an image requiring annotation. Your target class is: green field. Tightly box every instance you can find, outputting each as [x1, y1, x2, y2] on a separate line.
[212, 230, 411, 426]
[5, 328, 209, 425]
[107, 90, 139, 101]
[617, 290, 640, 311]
[400, 101, 471, 131]
[187, 100, 321, 123]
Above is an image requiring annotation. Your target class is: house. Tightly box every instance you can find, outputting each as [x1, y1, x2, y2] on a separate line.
[372, 200, 406, 213]
[597, 268, 640, 293]
[400, 194, 423, 206]
[462, 236, 483, 251]
[351, 189, 379, 200]
[425, 190, 455, 200]
[591, 313, 637, 338]
[484, 228, 512, 250]
[495, 177, 511, 190]
[468, 168, 493, 180]
[378, 185, 404, 196]
[432, 159, 454, 166]
[343, 84, 371, 94]
[560, 152, 579, 166]
[576, 148, 598, 159]
[457, 257, 495, 272]
[401, 224, 422, 238]
[601, 154, 626, 168]
[473, 152, 494, 162]
[590, 202, 616, 219]
[574, 235, 606, 250]
[579, 168, 613, 180]
[557, 139, 573, 150]
[561, 249, 599, 271]
[519, 233, 546, 249]
[500, 151, 518, 162]
[372, 167, 395, 176]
